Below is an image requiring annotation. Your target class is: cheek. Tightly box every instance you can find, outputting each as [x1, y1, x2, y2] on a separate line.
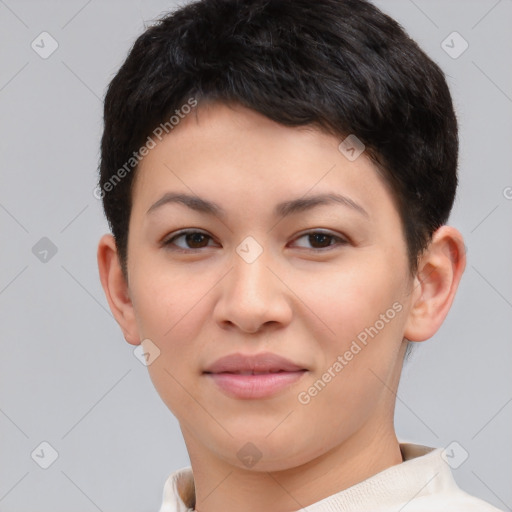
[129, 259, 226, 363]
[297, 256, 407, 407]
[130, 259, 202, 338]
[130, 270, 211, 415]
[295, 276, 405, 443]
[300, 258, 404, 348]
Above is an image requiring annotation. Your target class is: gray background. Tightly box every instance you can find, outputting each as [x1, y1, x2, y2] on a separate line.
[1, 0, 511, 510]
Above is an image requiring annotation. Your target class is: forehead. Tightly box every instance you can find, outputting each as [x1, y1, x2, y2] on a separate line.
[131, 101, 398, 226]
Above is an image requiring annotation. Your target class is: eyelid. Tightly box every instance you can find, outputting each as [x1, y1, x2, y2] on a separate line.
[162, 228, 349, 252]
[162, 228, 209, 241]
[162, 228, 214, 241]
[290, 230, 349, 249]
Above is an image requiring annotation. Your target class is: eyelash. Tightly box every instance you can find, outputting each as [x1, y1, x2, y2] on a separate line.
[161, 229, 349, 253]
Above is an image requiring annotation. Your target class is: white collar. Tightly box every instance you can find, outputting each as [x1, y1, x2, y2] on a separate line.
[158, 443, 457, 512]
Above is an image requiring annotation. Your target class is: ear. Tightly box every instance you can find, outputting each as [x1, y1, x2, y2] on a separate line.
[403, 225, 466, 342]
[97, 233, 140, 346]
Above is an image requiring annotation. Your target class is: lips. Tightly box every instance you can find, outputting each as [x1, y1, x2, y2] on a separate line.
[203, 352, 308, 399]
[225, 370, 286, 375]
[203, 352, 306, 374]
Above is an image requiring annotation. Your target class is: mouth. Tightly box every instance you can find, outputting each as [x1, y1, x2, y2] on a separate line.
[207, 369, 299, 375]
[203, 352, 308, 399]
[204, 371, 307, 399]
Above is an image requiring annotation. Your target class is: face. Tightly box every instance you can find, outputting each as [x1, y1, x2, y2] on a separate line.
[125, 101, 414, 471]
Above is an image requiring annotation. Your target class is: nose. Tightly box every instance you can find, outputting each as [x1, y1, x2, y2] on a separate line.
[213, 246, 292, 334]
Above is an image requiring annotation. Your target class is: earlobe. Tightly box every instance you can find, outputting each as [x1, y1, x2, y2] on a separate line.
[403, 226, 466, 342]
[97, 234, 140, 345]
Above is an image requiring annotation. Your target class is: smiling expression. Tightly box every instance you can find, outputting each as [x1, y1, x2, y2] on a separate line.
[122, 100, 415, 470]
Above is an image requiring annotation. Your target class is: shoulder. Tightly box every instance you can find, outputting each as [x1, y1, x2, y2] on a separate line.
[394, 443, 504, 512]
[397, 486, 505, 512]
[158, 466, 195, 512]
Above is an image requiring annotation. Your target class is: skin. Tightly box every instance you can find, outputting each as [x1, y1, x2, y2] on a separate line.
[98, 101, 466, 512]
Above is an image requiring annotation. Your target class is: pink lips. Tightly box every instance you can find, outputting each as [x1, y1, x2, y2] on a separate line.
[203, 352, 308, 399]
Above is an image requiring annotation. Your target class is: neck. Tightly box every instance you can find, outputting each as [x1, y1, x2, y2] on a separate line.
[183, 419, 403, 512]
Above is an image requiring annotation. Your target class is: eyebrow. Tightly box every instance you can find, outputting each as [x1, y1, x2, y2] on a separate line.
[146, 192, 369, 219]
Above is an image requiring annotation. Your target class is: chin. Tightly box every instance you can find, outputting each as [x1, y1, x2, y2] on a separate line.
[210, 431, 326, 473]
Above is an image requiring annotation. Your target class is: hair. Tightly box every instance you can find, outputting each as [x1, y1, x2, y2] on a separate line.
[98, 0, 459, 362]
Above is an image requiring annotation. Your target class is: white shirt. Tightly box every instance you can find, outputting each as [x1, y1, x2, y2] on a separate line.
[158, 442, 503, 511]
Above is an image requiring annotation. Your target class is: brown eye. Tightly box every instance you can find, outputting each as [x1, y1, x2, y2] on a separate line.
[292, 231, 348, 250]
[163, 230, 216, 251]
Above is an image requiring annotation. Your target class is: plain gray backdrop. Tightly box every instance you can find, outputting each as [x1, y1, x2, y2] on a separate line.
[1, 0, 511, 511]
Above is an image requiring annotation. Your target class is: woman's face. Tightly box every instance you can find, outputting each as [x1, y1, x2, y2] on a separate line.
[125, 101, 415, 471]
